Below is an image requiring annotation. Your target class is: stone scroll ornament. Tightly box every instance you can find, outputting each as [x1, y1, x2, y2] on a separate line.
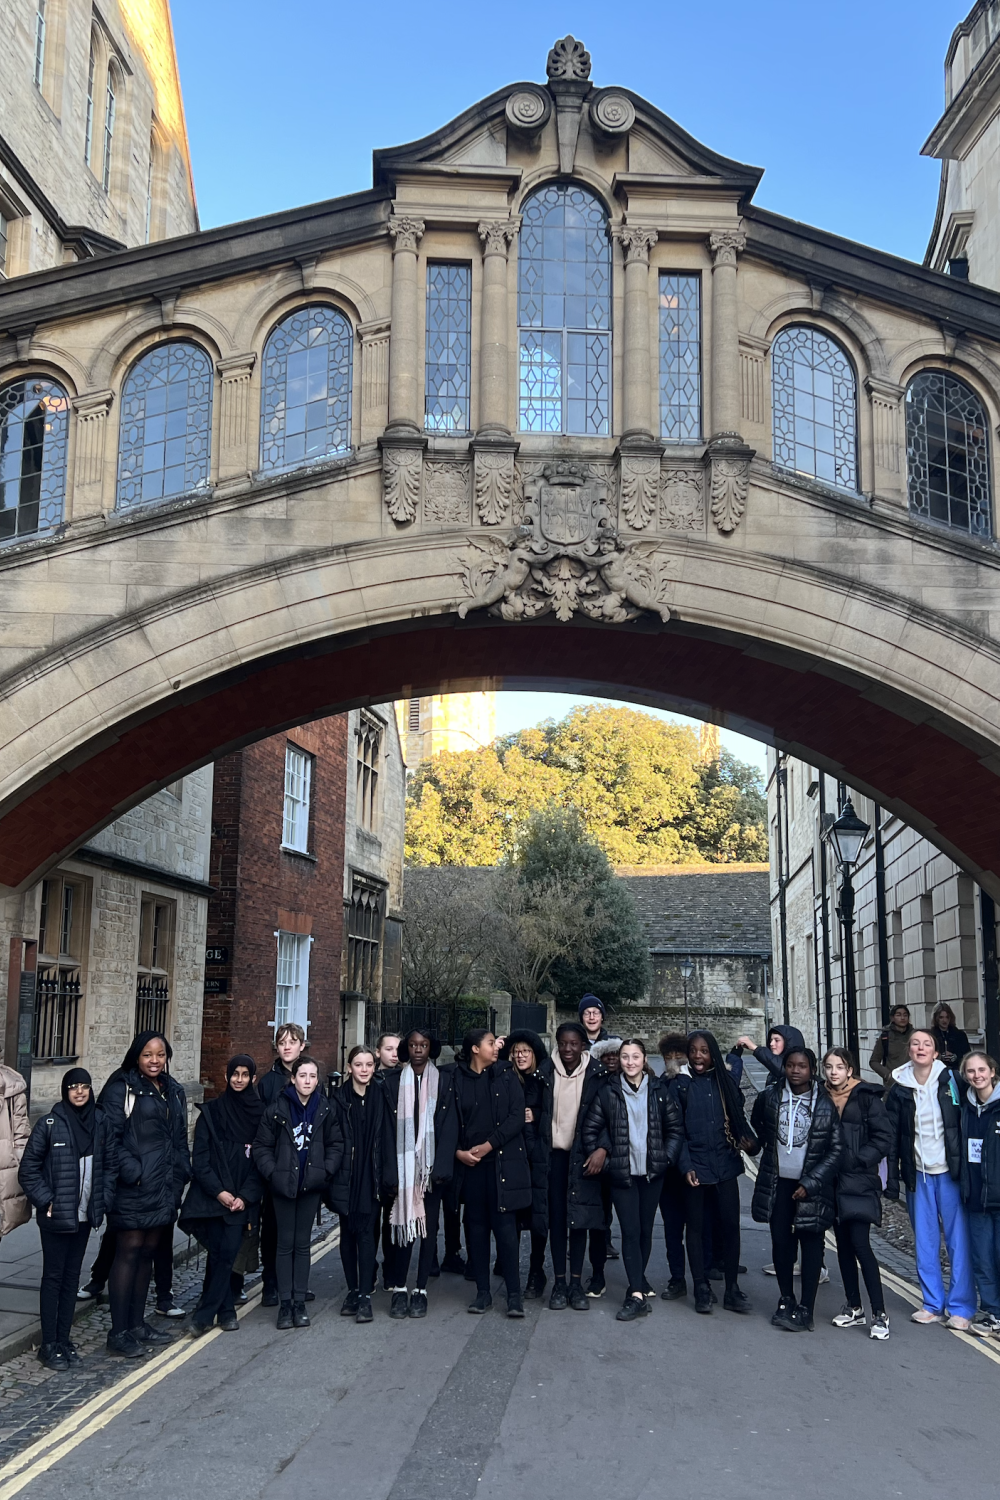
[474, 450, 516, 526]
[709, 456, 750, 534]
[458, 461, 671, 624]
[382, 447, 422, 523]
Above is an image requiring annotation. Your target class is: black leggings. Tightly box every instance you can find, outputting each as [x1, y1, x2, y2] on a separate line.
[109, 1225, 165, 1334]
[260, 1190, 278, 1294]
[340, 1216, 377, 1295]
[392, 1185, 444, 1291]
[548, 1149, 587, 1281]
[686, 1177, 741, 1290]
[834, 1218, 885, 1315]
[463, 1160, 519, 1296]
[39, 1222, 91, 1345]
[659, 1167, 687, 1282]
[272, 1191, 320, 1302]
[611, 1175, 662, 1294]
[194, 1217, 245, 1328]
[770, 1177, 824, 1313]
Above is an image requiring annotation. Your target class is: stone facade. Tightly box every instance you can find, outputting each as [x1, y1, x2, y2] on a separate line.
[4, 31, 1000, 999]
[0, 0, 197, 277]
[395, 691, 496, 772]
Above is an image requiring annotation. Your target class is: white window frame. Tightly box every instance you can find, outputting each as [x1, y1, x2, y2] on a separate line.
[33, 0, 46, 89]
[273, 930, 311, 1032]
[282, 743, 312, 853]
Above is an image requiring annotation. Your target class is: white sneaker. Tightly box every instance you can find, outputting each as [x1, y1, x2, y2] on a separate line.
[819, 1265, 830, 1284]
[970, 1313, 1000, 1337]
[946, 1314, 971, 1331]
[763, 1263, 777, 1276]
[831, 1304, 865, 1328]
[911, 1308, 945, 1324]
[869, 1312, 890, 1340]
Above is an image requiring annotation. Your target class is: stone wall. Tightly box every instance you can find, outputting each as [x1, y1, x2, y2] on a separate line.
[342, 704, 406, 1013]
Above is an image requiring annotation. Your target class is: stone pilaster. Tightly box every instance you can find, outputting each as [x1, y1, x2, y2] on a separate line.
[705, 230, 753, 534]
[472, 218, 520, 525]
[70, 389, 114, 519]
[217, 353, 256, 480]
[381, 215, 426, 523]
[866, 376, 907, 505]
[613, 224, 662, 530]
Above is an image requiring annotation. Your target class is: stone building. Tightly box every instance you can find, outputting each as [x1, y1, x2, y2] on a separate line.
[395, 691, 496, 772]
[0, 0, 197, 277]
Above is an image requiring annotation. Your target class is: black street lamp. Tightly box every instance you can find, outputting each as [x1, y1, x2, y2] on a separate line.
[680, 958, 694, 1034]
[824, 797, 871, 1063]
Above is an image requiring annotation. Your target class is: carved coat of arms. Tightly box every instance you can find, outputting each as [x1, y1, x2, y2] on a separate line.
[458, 461, 671, 624]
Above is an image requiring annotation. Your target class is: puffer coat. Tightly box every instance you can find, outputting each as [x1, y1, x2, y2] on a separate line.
[451, 1061, 531, 1215]
[750, 1081, 842, 1234]
[254, 1090, 344, 1202]
[18, 1101, 117, 1233]
[104, 1069, 191, 1230]
[178, 1099, 265, 1227]
[537, 1056, 607, 1231]
[582, 1074, 683, 1187]
[0, 1067, 30, 1236]
[828, 1082, 893, 1226]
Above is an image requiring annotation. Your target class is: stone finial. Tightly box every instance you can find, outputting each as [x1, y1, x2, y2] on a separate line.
[546, 35, 591, 81]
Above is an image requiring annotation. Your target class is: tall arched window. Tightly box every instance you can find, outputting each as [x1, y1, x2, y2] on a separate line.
[117, 343, 213, 510]
[906, 371, 992, 537]
[84, 38, 96, 166]
[771, 325, 857, 490]
[260, 305, 353, 472]
[0, 377, 69, 542]
[102, 64, 118, 192]
[518, 183, 610, 435]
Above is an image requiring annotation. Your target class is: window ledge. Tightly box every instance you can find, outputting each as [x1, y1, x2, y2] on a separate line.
[280, 845, 318, 862]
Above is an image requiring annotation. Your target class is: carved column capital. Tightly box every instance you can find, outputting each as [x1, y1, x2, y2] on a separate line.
[217, 352, 256, 383]
[615, 225, 659, 266]
[709, 230, 747, 268]
[388, 215, 425, 255]
[71, 388, 115, 420]
[478, 218, 520, 259]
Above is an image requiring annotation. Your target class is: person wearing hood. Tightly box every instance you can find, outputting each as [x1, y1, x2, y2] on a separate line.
[537, 1022, 608, 1308]
[584, 1039, 683, 1321]
[254, 1054, 343, 1329]
[0, 1062, 30, 1249]
[327, 1046, 394, 1323]
[579, 996, 609, 1049]
[673, 1030, 758, 1315]
[959, 1050, 1000, 1337]
[450, 1029, 530, 1316]
[885, 1028, 975, 1330]
[178, 1055, 265, 1336]
[869, 1005, 914, 1089]
[736, 1024, 805, 1081]
[499, 1031, 551, 1300]
[19, 1069, 116, 1369]
[101, 1031, 191, 1357]
[380, 1029, 458, 1319]
[822, 1047, 893, 1340]
[751, 1046, 841, 1332]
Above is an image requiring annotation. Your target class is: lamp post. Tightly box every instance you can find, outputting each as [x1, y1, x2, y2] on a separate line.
[823, 797, 871, 1064]
[680, 957, 694, 1035]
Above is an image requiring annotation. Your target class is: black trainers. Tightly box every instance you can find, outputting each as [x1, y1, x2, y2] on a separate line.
[694, 1282, 714, 1315]
[61, 1341, 81, 1365]
[154, 1298, 186, 1319]
[524, 1269, 547, 1300]
[771, 1297, 798, 1331]
[661, 1278, 687, 1301]
[106, 1330, 144, 1358]
[276, 1302, 294, 1330]
[708, 1265, 725, 1282]
[606, 1237, 620, 1261]
[790, 1304, 814, 1332]
[261, 1288, 279, 1308]
[440, 1254, 468, 1275]
[548, 1278, 568, 1310]
[356, 1295, 374, 1324]
[340, 1290, 360, 1317]
[38, 1343, 68, 1371]
[468, 1290, 492, 1314]
[292, 1302, 310, 1328]
[507, 1292, 525, 1318]
[585, 1275, 606, 1299]
[218, 1315, 240, 1332]
[409, 1291, 428, 1318]
[390, 1291, 410, 1319]
[616, 1294, 649, 1322]
[568, 1280, 589, 1312]
[723, 1286, 752, 1315]
[641, 1277, 656, 1298]
[304, 1289, 315, 1302]
[130, 1321, 171, 1346]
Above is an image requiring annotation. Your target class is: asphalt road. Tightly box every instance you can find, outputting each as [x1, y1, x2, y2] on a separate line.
[15, 1185, 999, 1499]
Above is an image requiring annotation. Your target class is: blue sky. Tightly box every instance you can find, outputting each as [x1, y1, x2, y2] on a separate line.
[168, 0, 965, 771]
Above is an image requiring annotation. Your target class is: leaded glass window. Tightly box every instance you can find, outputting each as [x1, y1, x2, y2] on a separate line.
[906, 372, 991, 537]
[659, 273, 701, 442]
[425, 263, 471, 432]
[0, 377, 69, 542]
[260, 305, 352, 472]
[102, 65, 117, 193]
[116, 342, 213, 510]
[771, 326, 857, 490]
[518, 183, 610, 435]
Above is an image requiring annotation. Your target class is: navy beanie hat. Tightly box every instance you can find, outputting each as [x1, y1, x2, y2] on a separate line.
[578, 994, 606, 1020]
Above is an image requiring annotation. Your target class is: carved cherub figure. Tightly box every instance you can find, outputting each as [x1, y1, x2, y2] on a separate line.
[595, 535, 672, 623]
[458, 536, 536, 618]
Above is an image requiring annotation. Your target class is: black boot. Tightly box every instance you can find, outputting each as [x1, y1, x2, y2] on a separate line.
[523, 1268, 547, 1300]
[276, 1301, 294, 1330]
[694, 1281, 714, 1314]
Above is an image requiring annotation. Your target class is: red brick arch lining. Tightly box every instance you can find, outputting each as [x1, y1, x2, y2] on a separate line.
[2, 615, 999, 895]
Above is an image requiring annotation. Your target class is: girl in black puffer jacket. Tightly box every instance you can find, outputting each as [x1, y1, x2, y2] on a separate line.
[751, 1046, 842, 1333]
[583, 1039, 683, 1321]
[102, 1031, 191, 1358]
[19, 1068, 117, 1370]
[325, 1047, 394, 1324]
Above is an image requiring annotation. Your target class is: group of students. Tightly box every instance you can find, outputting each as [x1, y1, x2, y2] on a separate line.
[11, 995, 1000, 1366]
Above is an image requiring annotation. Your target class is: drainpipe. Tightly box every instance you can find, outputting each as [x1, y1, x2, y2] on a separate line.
[874, 804, 891, 1026]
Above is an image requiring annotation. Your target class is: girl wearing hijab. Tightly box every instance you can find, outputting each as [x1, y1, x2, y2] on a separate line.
[179, 1055, 265, 1335]
[102, 1031, 191, 1357]
[253, 1055, 343, 1329]
[19, 1068, 116, 1369]
[671, 1030, 758, 1315]
[328, 1046, 394, 1323]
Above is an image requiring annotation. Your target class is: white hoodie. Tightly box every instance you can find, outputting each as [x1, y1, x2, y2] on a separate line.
[892, 1057, 947, 1175]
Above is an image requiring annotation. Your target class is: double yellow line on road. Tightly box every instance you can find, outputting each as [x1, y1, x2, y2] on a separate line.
[0, 1227, 340, 1500]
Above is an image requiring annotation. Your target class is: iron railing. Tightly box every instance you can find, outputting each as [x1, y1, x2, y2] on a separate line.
[33, 964, 81, 1061]
[135, 977, 169, 1036]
